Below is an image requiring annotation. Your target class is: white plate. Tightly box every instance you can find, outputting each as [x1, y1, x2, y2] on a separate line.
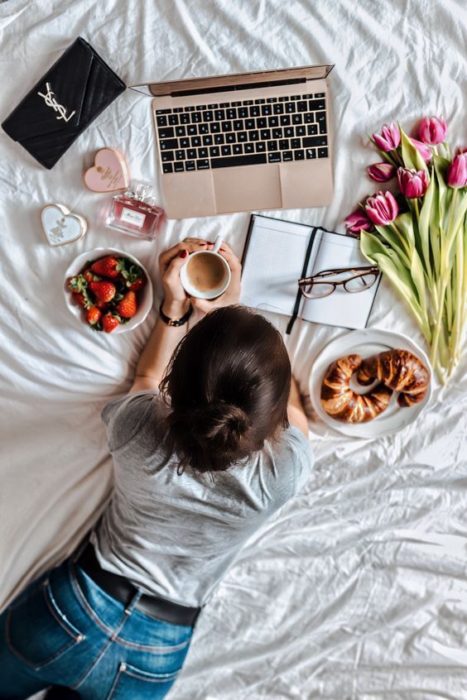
[309, 329, 432, 439]
[64, 247, 153, 334]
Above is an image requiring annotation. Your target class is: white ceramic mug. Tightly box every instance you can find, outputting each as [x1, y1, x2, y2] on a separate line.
[180, 237, 231, 300]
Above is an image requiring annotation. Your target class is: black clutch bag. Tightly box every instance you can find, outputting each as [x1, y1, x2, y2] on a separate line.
[1, 37, 126, 169]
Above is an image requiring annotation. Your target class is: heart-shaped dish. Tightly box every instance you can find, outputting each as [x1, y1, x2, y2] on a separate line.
[41, 204, 87, 246]
[83, 147, 129, 193]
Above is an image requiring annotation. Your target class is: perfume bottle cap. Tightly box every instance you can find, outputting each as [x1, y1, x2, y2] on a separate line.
[132, 180, 154, 202]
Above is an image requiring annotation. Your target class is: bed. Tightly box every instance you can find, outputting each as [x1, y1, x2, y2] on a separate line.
[1, 1, 466, 698]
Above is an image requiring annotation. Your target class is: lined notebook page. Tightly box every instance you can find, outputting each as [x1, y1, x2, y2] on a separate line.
[302, 231, 377, 329]
[240, 216, 312, 315]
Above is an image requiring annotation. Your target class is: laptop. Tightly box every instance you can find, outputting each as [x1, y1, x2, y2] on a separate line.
[133, 64, 334, 219]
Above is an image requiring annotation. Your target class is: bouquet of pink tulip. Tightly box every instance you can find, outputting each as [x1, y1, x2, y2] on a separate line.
[345, 118, 467, 383]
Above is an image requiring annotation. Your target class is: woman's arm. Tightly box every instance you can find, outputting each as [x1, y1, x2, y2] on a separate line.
[131, 238, 241, 393]
[287, 376, 309, 436]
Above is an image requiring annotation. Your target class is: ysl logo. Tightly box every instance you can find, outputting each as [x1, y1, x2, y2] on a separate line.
[37, 82, 76, 123]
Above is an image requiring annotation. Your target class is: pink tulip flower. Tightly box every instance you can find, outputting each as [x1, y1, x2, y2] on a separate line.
[365, 191, 399, 226]
[397, 168, 430, 198]
[344, 208, 374, 235]
[447, 151, 467, 189]
[367, 162, 396, 182]
[372, 123, 401, 152]
[418, 116, 447, 145]
[409, 137, 432, 162]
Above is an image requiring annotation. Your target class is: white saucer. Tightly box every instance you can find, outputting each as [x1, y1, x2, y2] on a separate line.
[309, 329, 432, 439]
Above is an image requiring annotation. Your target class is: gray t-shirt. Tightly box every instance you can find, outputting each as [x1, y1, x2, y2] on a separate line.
[91, 391, 313, 607]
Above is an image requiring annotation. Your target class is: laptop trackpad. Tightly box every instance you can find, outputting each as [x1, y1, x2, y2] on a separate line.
[213, 165, 282, 214]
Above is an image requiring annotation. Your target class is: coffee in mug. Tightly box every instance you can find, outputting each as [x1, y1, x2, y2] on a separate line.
[180, 246, 231, 300]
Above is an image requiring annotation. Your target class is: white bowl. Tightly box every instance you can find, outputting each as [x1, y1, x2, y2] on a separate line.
[64, 247, 153, 334]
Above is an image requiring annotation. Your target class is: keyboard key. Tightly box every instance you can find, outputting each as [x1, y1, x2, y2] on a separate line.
[174, 162, 184, 172]
[292, 114, 302, 125]
[222, 122, 232, 132]
[210, 123, 221, 133]
[309, 99, 325, 110]
[175, 150, 185, 161]
[294, 150, 305, 160]
[175, 126, 186, 137]
[198, 105, 207, 110]
[162, 163, 173, 173]
[268, 152, 281, 163]
[159, 127, 174, 138]
[221, 145, 232, 156]
[257, 118, 267, 129]
[249, 106, 260, 117]
[233, 144, 243, 154]
[250, 130, 259, 141]
[285, 103, 295, 113]
[160, 139, 178, 150]
[191, 113, 202, 123]
[273, 103, 284, 114]
[214, 134, 225, 144]
[317, 112, 327, 133]
[156, 109, 170, 114]
[269, 116, 279, 127]
[307, 124, 318, 135]
[207, 103, 218, 109]
[283, 150, 293, 161]
[203, 111, 213, 121]
[161, 151, 174, 162]
[266, 97, 277, 102]
[255, 142, 266, 152]
[227, 108, 237, 119]
[220, 102, 229, 107]
[260, 129, 271, 140]
[245, 143, 254, 153]
[297, 101, 307, 112]
[255, 98, 265, 104]
[203, 135, 213, 145]
[210, 146, 220, 157]
[211, 153, 267, 168]
[303, 136, 328, 148]
[187, 125, 197, 135]
[198, 147, 208, 158]
[185, 106, 195, 112]
[291, 138, 301, 149]
[267, 140, 278, 151]
[232, 101, 241, 106]
[180, 137, 190, 148]
[279, 96, 288, 102]
[226, 133, 236, 143]
[261, 105, 272, 116]
[238, 131, 248, 142]
[291, 95, 300, 101]
[199, 124, 209, 134]
[215, 110, 225, 120]
[296, 126, 306, 137]
[279, 139, 289, 150]
[243, 100, 253, 105]
[306, 148, 316, 159]
[180, 113, 190, 124]
[174, 107, 183, 113]
[187, 149, 197, 159]
[169, 114, 179, 125]
[157, 115, 167, 127]
[280, 115, 290, 126]
[186, 160, 196, 171]
[284, 127, 294, 138]
[238, 107, 248, 118]
[315, 92, 325, 97]
[304, 113, 314, 123]
[191, 136, 201, 147]
[272, 128, 282, 139]
[197, 159, 210, 169]
[233, 120, 243, 130]
[318, 147, 329, 158]
[245, 119, 255, 130]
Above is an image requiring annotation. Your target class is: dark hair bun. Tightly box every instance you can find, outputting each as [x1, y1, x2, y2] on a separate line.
[194, 401, 250, 448]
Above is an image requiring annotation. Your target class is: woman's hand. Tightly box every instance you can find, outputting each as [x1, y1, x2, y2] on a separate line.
[191, 240, 242, 317]
[158, 238, 207, 318]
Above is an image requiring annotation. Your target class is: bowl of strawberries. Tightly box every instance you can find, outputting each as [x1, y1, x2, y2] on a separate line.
[64, 248, 153, 333]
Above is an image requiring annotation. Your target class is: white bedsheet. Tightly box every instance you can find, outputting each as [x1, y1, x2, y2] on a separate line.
[1, 1, 466, 698]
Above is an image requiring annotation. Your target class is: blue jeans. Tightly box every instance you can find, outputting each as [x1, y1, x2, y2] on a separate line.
[0, 555, 194, 699]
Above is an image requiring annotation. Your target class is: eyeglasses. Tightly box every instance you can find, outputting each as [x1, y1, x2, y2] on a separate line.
[298, 265, 379, 299]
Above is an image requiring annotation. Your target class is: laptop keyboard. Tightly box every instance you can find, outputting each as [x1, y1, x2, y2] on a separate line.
[155, 93, 328, 173]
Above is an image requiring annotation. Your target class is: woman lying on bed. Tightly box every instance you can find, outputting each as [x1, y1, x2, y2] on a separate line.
[0, 238, 312, 700]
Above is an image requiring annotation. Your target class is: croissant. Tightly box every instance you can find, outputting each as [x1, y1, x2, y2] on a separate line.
[356, 349, 429, 406]
[320, 354, 393, 423]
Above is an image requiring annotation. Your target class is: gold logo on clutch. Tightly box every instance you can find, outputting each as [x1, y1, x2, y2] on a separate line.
[37, 82, 76, 123]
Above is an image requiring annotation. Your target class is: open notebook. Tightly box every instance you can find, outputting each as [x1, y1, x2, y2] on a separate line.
[240, 214, 381, 331]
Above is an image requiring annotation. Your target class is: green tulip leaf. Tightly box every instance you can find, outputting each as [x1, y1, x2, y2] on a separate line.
[400, 127, 428, 172]
[418, 173, 435, 272]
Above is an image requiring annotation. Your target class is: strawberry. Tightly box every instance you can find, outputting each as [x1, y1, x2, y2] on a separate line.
[86, 307, 102, 326]
[83, 268, 98, 283]
[116, 291, 137, 318]
[102, 313, 120, 333]
[72, 292, 88, 308]
[127, 276, 145, 291]
[68, 275, 92, 309]
[91, 256, 125, 279]
[89, 280, 116, 303]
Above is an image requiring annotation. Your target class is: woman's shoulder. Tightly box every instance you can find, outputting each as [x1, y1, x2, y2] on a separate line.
[102, 390, 168, 452]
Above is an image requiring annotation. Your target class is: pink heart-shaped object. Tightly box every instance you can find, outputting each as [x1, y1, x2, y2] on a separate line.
[84, 148, 129, 192]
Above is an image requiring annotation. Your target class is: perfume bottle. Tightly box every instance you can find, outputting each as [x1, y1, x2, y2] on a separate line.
[106, 181, 165, 240]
